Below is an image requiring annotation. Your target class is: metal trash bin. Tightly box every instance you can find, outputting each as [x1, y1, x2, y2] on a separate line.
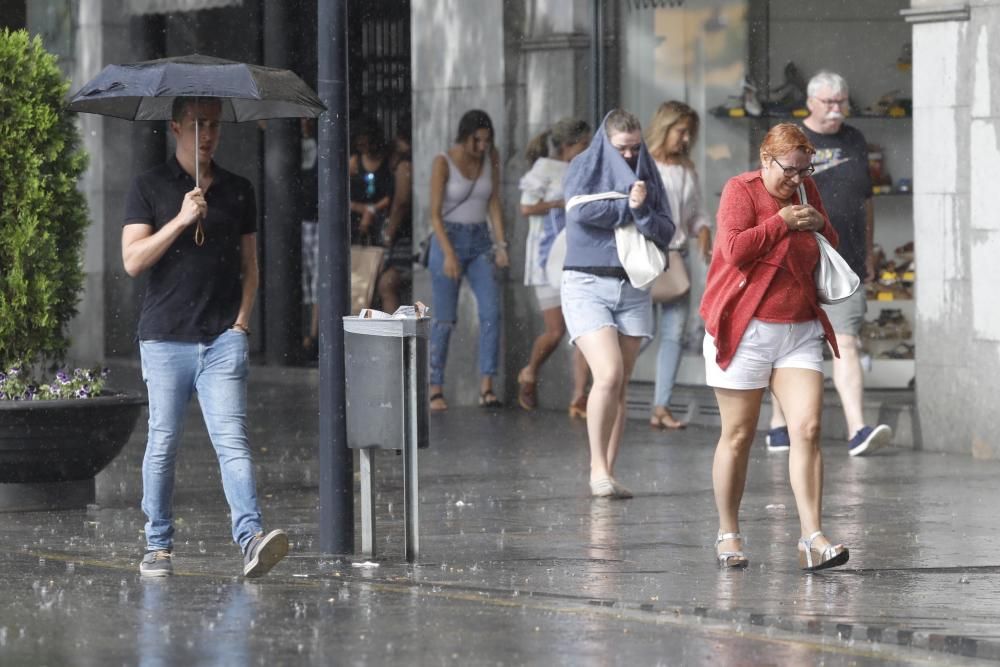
[343, 315, 429, 562]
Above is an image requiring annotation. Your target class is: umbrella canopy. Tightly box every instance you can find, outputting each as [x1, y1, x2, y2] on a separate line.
[66, 53, 326, 121]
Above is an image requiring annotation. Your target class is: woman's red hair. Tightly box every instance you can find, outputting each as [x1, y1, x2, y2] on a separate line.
[759, 123, 815, 163]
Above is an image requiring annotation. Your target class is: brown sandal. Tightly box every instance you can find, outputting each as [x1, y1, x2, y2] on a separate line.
[568, 394, 587, 419]
[517, 369, 537, 411]
[649, 407, 687, 430]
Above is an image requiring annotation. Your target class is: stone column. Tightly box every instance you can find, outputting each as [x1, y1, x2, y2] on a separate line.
[68, 0, 134, 365]
[907, 1, 1000, 456]
[410, 0, 514, 405]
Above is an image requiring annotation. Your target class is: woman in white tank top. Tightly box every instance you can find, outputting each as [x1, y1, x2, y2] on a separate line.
[426, 110, 509, 411]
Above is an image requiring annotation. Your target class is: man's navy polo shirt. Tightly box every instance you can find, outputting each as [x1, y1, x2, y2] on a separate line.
[124, 156, 257, 342]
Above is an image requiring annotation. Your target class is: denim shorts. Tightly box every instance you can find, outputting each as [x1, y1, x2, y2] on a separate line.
[560, 270, 654, 344]
[703, 318, 824, 390]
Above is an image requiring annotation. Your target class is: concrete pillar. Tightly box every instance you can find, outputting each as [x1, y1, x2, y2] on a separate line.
[410, 0, 515, 405]
[410, 0, 594, 407]
[908, 1, 1000, 456]
[69, 0, 133, 366]
[263, 0, 303, 365]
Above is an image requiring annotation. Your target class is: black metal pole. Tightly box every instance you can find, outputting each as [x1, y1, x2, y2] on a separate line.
[263, 0, 303, 366]
[317, 0, 354, 554]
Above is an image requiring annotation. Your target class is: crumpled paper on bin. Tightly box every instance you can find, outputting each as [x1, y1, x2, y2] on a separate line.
[359, 301, 429, 320]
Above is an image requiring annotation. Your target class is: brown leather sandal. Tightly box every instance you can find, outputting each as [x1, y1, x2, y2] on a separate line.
[649, 407, 687, 430]
[517, 369, 537, 411]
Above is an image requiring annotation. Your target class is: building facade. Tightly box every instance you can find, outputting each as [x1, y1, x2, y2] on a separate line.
[7, 0, 997, 456]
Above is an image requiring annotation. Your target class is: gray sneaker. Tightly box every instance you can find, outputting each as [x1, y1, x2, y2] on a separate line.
[139, 549, 173, 577]
[243, 529, 289, 578]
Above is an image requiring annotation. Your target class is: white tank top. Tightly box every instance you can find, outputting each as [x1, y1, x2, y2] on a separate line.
[441, 153, 493, 224]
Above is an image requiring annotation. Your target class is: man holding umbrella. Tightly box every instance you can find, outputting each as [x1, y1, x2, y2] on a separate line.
[122, 96, 287, 578]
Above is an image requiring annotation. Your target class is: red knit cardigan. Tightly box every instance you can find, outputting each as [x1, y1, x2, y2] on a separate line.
[699, 171, 840, 370]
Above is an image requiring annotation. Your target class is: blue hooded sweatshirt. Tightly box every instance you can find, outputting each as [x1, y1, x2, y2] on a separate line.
[562, 112, 675, 269]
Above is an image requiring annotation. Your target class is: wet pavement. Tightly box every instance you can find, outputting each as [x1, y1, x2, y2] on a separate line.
[1, 364, 998, 665]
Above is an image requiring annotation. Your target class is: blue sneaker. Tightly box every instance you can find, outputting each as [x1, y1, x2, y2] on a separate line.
[848, 424, 892, 457]
[765, 426, 790, 452]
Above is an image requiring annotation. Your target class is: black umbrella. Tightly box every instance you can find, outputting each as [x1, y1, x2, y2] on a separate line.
[68, 54, 326, 243]
[67, 53, 326, 122]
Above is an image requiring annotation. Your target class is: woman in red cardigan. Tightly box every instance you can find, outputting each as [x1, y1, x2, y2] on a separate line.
[700, 123, 849, 572]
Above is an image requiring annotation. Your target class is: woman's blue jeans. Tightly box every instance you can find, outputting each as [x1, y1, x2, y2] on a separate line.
[428, 222, 500, 386]
[139, 329, 262, 553]
[653, 253, 691, 408]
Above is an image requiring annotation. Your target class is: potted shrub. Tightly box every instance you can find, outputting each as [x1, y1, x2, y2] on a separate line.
[0, 29, 144, 511]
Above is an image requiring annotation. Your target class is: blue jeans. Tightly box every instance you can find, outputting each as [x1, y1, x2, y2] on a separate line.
[139, 329, 262, 553]
[428, 222, 500, 386]
[653, 254, 691, 407]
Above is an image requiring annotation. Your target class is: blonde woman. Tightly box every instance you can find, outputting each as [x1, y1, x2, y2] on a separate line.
[645, 101, 713, 430]
[516, 118, 591, 412]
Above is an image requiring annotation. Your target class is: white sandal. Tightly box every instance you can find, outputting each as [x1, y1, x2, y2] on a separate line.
[715, 532, 749, 569]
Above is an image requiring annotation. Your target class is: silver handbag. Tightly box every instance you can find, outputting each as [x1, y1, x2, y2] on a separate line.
[798, 185, 860, 304]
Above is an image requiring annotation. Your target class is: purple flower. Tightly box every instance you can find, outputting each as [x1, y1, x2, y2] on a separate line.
[0, 372, 6, 383]
[8, 366, 21, 377]
[56, 370, 70, 384]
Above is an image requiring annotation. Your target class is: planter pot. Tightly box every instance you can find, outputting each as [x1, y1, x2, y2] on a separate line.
[0, 393, 146, 511]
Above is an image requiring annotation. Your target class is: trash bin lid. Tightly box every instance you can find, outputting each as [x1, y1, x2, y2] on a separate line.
[343, 316, 429, 338]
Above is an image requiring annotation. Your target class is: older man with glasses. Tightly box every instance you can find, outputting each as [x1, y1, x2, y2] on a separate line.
[766, 70, 893, 457]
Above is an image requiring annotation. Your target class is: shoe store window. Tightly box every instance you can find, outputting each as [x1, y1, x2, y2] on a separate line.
[619, 0, 914, 389]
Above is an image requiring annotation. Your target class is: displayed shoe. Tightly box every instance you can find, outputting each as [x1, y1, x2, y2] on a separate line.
[878, 343, 915, 360]
[243, 529, 289, 578]
[798, 531, 849, 571]
[765, 60, 808, 111]
[765, 426, 790, 452]
[516, 369, 537, 411]
[568, 395, 587, 420]
[741, 76, 763, 117]
[139, 549, 173, 577]
[848, 424, 893, 457]
[649, 406, 686, 430]
[715, 532, 749, 569]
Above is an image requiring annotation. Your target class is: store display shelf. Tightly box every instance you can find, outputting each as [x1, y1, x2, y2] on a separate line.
[709, 109, 911, 120]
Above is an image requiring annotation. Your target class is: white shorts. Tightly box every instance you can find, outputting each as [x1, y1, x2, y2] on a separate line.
[534, 284, 561, 311]
[703, 318, 824, 390]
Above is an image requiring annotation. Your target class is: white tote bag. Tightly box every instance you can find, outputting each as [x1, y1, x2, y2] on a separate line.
[565, 192, 666, 290]
[798, 184, 860, 304]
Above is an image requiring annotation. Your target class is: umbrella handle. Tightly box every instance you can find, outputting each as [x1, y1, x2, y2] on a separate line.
[193, 115, 205, 246]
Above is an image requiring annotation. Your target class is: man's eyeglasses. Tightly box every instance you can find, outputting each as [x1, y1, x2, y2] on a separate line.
[815, 97, 848, 108]
[612, 142, 642, 156]
[771, 156, 815, 179]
